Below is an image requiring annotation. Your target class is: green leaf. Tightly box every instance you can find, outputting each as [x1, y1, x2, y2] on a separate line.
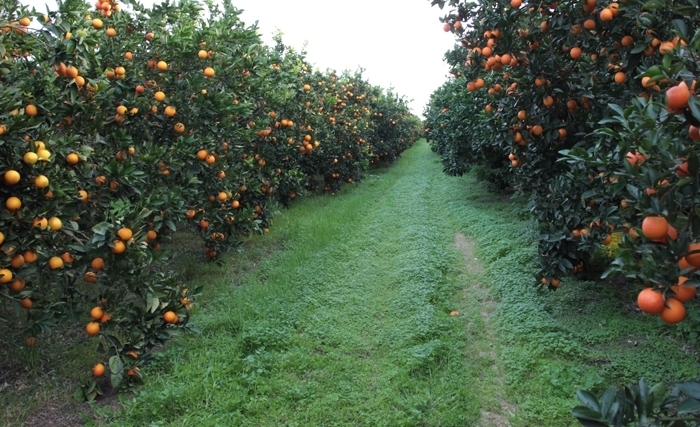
[678, 381, 700, 400]
[577, 390, 602, 412]
[678, 397, 700, 414]
[91, 221, 111, 235]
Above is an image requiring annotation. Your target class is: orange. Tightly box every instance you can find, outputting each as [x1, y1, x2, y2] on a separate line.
[84, 271, 97, 283]
[4, 170, 20, 185]
[90, 306, 104, 320]
[303, 84, 311, 91]
[667, 82, 690, 111]
[112, 240, 126, 254]
[637, 288, 665, 314]
[48, 256, 63, 270]
[91, 257, 105, 270]
[569, 47, 582, 59]
[517, 110, 526, 120]
[23, 251, 37, 263]
[600, 8, 613, 21]
[163, 310, 179, 324]
[203, 67, 215, 77]
[10, 278, 25, 292]
[25, 105, 38, 116]
[6, 197, 21, 211]
[93, 363, 105, 377]
[67, 153, 80, 165]
[641, 216, 668, 240]
[511, 0, 521, 7]
[198, 49, 208, 59]
[164, 106, 176, 117]
[92, 18, 103, 29]
[614, 71, 626, 84]
[621, 35, 633, 47]
[146, 230, 157, 241]
[47, 216, 63, 231]
[0, 268, 12, 283]
[174, 123, 185, 133]
[105, 28, 116, 37]
[660, 298, 686, 324]
[157, 61, 168, 71]
[20, 299, 32, 309]
[117, 227, 133, 241]
[86, 322, 100, 336]
[671, 277, 696, 302]
[61, 252, 74, 264]
[154, 91, 165, 102]
[583, 19, 595, 30]
[686, 242, 700, 267]
[543, 96, 554, 107]
[10, 254, 24, 269]
[22, 151, 39, 166]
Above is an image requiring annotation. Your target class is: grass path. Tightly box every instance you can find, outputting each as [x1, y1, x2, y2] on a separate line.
[100, 140, 699, 427]
[104, 141, 509, 426]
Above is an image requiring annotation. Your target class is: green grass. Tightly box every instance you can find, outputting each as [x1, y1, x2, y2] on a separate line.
[3, 140, 698, 426]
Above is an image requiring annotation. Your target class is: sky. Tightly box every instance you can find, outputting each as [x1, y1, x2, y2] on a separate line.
[20, 0, 457, 117]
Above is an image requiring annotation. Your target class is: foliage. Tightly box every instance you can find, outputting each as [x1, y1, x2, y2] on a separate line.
[0, 0, 420, 394]
[573, 378, 700, 426]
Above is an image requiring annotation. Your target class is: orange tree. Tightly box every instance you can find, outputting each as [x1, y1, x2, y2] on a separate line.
[0, 0, 419, 398]
[425, 0, 700, 324]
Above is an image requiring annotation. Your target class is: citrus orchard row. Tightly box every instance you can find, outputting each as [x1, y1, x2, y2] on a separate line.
[1, 0, 420, 397]
[424, 0, 700, 325]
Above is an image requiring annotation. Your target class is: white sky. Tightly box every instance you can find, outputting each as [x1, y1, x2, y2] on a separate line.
[20, 0, 456, 117]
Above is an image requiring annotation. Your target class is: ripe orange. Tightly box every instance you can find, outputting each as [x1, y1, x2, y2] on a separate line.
[112, 240, 126, 254]
[543, 96, 554, 107]
[10, 278, 24, 292]
[303, 84, 311, 91]
[583, 19, 595, 30]
[6, 197, 21, 211]
[671, 277, 696, 302]
[23, 251, 37, 264]
[154, 91, 165, 102]
[4, 170, 20, 185]
[511, 0, 521, 7]
[90, 306, 104, 320]
[164, 106, 176, 117]
[93, 363, 105, 377]
[637, 288, 665, 314]
[105, 27, 116, 37]
[157, 60, 168, 71]
[186, 209, 196, 219]
[48, 256, 64, 270]
[203, 67, 215, 77]
[0, 268, 12, 283]
[198, 49, 208, 59]
[621, 35, 633, 47]
[641, 216, 668, 240]
[517, 110, 526, 120]
[84, 271, 97, 283]
[600, 8, 613, 21]
[92, 18, 103, 29]
[67, 153, 80, 165]
[570, 47, 582, 59]
[614, 71, 626, 84]
[91, 257, 105, 270]
[686, 242, 700, 267]
[20, 299, 32, 309]
[667, 82, 691, 111]
[86, 322, 100, 336]
[117, 227, 133, 241]
[23, 152, 38, 165]
[163, 310, 179, 324]
[660, 298, 686, 324]
[25, 104, 38, 116]
[174, 123, 185, 133]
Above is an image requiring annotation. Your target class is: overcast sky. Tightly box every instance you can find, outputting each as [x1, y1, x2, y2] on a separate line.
[21, 0, 456, 117]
